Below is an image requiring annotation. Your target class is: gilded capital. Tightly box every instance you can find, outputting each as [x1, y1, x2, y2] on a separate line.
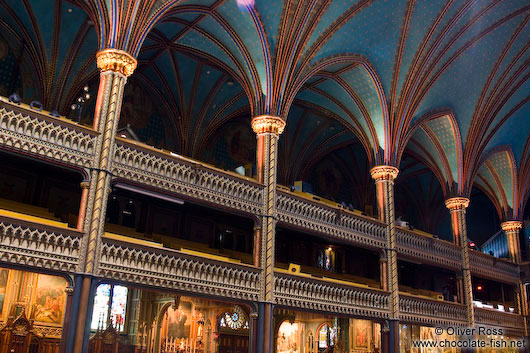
[501, 220, 523, 232]
[251, 115, 286, 135]
[80, 181, 90, 189]
[445, 197, 470, 211]
[370, 165, 399, 181]
[96, 49, 137, 77]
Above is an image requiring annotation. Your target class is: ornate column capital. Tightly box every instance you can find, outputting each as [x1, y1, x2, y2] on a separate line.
[80, 181, 90, 189]
[251, 115, 286, 135]
[445, 197, 470, 211]
[501, 220, 523, 232]
[65, 286, 75, 295]
[370, 165, 399, 181]
[96, 49, 137, 77]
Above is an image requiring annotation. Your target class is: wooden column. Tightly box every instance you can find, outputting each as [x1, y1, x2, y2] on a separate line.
[445, 197, 474, 326]
[251, 115, 285, 353]
[501, 221, 528, 335]
[73, 49, 137, 353]
[370, 166, 399, 353]
[502, 221, 523, 263]
[59, 286, 75, 353]
[77, 181, 90, 231]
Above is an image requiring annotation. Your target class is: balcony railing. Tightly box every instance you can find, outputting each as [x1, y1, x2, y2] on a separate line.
[99, 236, 261, 301]
[396, 228, 461, 269]
[469, 250, 520, 284]
[0, 98, 523, 296]
[274, 271, 390, 319]
[0, 213, 82, 273]
[474, 307, 525, 336]
[112, 139, 264, 216]
[276, 189, 386, 249]
[0, 98, 97, 169]
[399, 293, 467, 327]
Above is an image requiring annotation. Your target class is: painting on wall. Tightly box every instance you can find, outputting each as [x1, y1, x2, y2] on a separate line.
[32, 274, 67, 325]
[0, 269, 8, 318]
[166, 301, 192, 339]
[352, 319, 371, 350]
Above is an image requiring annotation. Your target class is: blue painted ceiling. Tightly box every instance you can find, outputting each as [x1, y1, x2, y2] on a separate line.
[1, 0, 530, 235]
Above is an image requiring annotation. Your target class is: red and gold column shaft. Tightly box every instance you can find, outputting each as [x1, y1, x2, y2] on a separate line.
[501, 221, 527, 335]
[76, 181, 90, 231]
[445, 197, 474, 326]
[251, 115, 285, 302]
[251, 115, 285, 353]
[370, 166, 399, 319]
[73, 49, 136, 353]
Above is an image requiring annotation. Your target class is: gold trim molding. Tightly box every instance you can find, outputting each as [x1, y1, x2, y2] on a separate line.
[251, 115, 286, 135]
[370, 165, 399, 181]
[445, 197, 470, 210]
[96, 49, 137, 77]
[501, 220, 523, 232]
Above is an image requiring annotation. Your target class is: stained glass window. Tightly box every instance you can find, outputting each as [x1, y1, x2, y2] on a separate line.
[110, 285, 128, 330]
[90, 284, 128, 332]
[318, 325, 328, 348]
[91, 284, 111, 330]
[220, 306, 247, 330]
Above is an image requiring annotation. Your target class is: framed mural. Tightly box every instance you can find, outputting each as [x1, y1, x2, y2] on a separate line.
[352, 319, 371, 350]
[0, 269, 9, 319]
[31, 274, 67, 326]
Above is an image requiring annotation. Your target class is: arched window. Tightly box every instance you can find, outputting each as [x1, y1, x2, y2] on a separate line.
[219, 305, 248, 330]
[90, 284, 128, 331]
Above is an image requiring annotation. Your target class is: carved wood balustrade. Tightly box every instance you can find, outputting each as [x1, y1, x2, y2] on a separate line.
[274, 272, 390, 319]
[399, 294, 467, 327]
[0, 100, 526, 331]
[276, 190, 387, 249]
[396, 228, 461, 269]
[474, 307, 525, 336]
[98, 238, 261, 301]
[0, 214, 82, 273]
[469, 250, 520, 284]
[112, 138, 264, 216]
[0, 99, 97, 169]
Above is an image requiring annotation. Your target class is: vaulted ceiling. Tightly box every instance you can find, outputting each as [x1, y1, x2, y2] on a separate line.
[1, 0, 529, 242]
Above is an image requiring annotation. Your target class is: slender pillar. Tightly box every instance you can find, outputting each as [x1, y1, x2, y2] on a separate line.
[501, 221, 528, 335]
[445, 197, 474, 326]
[379, 251, 388, 291]
[251, 115, 285, 353]
[77, 181, 90, 231]
[59, 285, 75, 353]
[249, 311, 259, 353]
[370, 166, 399, 353]
[502, 221, 523, 264]
[73, 49, 137, 353]
[253, 225, 261, 267]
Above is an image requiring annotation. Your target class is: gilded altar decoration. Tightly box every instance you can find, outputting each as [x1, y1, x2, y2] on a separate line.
[277, 321, 301, 353]
[96, 49, 137, 77]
